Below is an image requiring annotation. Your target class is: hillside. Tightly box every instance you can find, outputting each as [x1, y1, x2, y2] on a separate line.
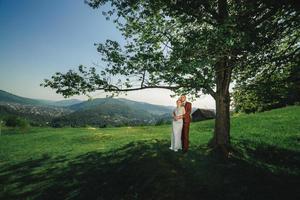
[0, 90, 176, 126]
[52, 103, 158, 127]
[69, 98, 173, 115]
[57, 97, 175, 127]
[0, 102, 73, 126]
[0, 106, 299, 199]
[0, 90, 77, 125]
[0, 90, 81, 107]
[0, 90, 47, 106]
[0, 90, 216, 127]
[43, 99, 83, 107]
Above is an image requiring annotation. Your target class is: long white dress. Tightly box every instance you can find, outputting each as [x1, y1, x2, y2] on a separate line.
[170, 106, 185, 151]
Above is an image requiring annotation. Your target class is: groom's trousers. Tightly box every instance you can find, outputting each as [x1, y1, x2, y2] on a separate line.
[182, 122, 190, 152]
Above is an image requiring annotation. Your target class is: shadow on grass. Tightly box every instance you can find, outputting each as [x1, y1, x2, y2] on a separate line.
[232, 138, 300, 175]
[0, 139, 299, 200]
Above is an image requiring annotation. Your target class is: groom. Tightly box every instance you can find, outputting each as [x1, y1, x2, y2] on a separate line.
[180, 95, 192, 153]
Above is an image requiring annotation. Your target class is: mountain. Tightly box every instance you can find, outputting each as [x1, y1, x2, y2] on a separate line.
[118, 98, 174, 115]
[0, 102, 73, 126]
[0, 90, 81, 125]
[0, 90, 175, 127]
[0, 90, 47, 106]
[46, 99, 83, 107]
[52, 97, 175, 127]
[0, 90, 82, 107]
[52, 103, 158, 127]
[69, 98, 174, 115]
[0, 89, 214, 127]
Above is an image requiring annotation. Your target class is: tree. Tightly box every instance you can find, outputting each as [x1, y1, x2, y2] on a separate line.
[233, 56, 300, 113]
[4, 115, 30, 131]
[42, 0, 300, 155]
[0, 119, 4, 136]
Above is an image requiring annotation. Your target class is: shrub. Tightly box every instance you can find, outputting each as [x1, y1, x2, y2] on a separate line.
[4, 116, 30, 130]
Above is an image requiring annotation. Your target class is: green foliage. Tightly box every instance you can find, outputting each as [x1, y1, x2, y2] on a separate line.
[4, 116, 27, 128]
[3, 115, 30, 132]
[42, 0, 300, 99]
[233, 57, 300, 113]
[155, 116, 171, 126]
[0, 106, 299, 199]
[0, 104, 63, 127]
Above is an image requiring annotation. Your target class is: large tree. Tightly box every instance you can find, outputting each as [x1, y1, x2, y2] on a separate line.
[42, 0, 300, 154]
[233, 56, 300, 113]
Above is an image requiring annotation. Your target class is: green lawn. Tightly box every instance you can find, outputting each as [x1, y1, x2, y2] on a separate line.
[0, 106, 299, 200]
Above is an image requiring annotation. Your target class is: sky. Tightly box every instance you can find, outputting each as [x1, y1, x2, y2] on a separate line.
[0, 0, 215, 109]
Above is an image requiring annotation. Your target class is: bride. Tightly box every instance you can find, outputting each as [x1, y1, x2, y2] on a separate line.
[170, 99, 185, 152]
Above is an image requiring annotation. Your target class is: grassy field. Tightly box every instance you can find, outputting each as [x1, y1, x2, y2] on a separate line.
[0, 106, 299, 200]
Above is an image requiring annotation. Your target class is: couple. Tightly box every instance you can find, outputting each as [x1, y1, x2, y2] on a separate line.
[170, 95, 192, 153]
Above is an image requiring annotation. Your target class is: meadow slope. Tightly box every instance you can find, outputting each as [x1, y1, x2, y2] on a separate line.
[0, 106, 299, 200]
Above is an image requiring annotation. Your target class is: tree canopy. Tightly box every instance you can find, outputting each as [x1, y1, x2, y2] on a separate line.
[233, 56, 300, 113]
[42, 0, 299, 99]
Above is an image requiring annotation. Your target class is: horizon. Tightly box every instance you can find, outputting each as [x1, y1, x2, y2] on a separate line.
[0, 89, 217, 110]
[0, 0, 215, 109]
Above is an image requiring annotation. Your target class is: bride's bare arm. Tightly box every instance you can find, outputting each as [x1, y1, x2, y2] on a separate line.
[173, 111, 177, 120]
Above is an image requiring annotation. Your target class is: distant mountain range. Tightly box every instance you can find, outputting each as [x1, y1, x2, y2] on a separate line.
[0, 90, 215, 127]
[69, 98, 173, 115]
[0, 90, 82, 107]
[0, 90, 174, 127]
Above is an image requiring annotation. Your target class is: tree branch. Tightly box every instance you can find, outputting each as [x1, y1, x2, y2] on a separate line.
[101, 84, 180, 92]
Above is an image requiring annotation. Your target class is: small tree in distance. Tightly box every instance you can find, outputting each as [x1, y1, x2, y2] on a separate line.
[4, 116, 30, 133]
[42, 0, 300, 156]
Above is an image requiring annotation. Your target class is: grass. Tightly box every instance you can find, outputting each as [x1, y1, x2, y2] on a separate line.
[0, 106, 299, 199]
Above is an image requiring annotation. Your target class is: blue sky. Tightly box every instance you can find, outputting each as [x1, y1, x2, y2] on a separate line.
[0, 0, 215, 108]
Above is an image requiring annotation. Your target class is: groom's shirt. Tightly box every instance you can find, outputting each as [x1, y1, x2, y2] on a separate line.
[183, 101, 192, 123]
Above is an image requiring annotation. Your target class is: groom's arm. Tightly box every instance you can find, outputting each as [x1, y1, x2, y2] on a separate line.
[183, 103, 192, 121]
[176, 107, 185, 119]
[186, 103, 192, 115]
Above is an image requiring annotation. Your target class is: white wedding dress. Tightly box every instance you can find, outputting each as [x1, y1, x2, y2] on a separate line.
[170, 106, 185, 151]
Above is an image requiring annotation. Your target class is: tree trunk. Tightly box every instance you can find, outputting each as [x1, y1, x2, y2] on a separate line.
[209, 57, 232, 157]
[214, 89, 230, 147]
